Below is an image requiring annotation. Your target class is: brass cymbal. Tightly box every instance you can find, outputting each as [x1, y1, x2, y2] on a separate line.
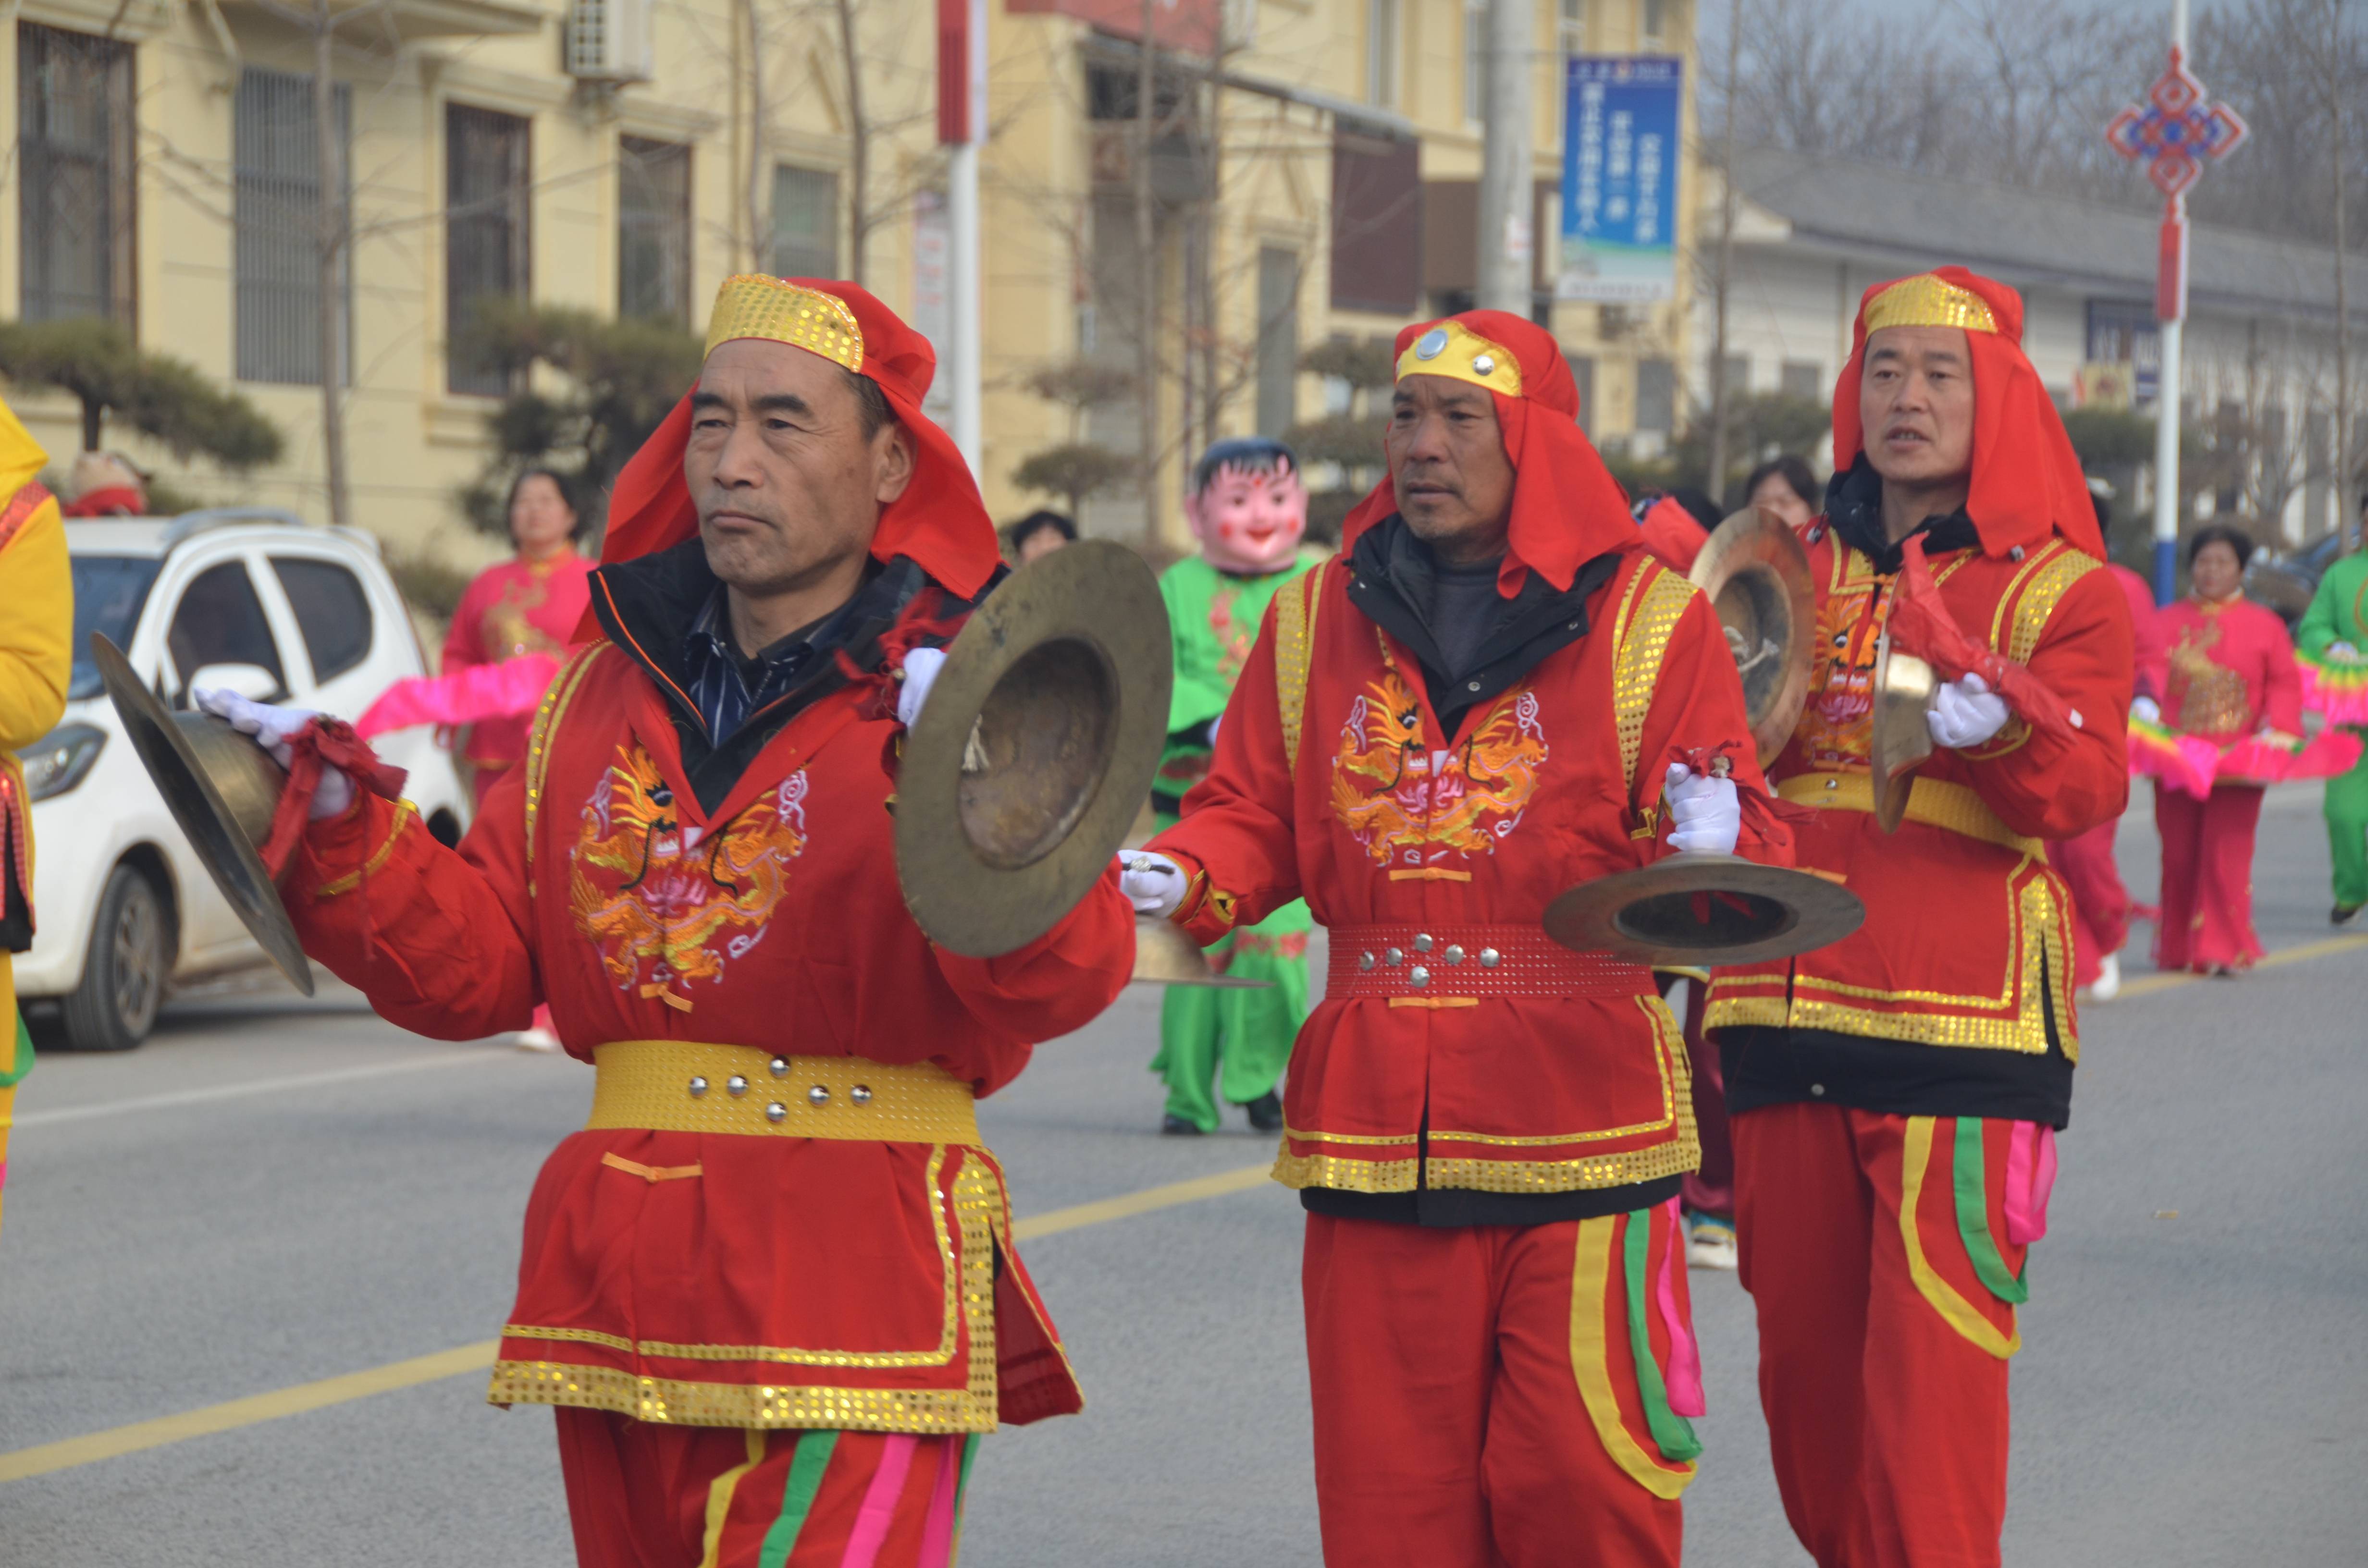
[1869, 631, 1937, 833]
[91, 634, 315, 995]
[1542, 855, 1865, 968]
[1129, 916, 1272, 988]
[895, 539, 1174, 957]
[1689, 506, 1815, 764]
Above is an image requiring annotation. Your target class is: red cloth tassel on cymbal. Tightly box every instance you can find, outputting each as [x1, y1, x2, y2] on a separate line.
[258, 719, 407, 878]
[1887, 536, 2081, 744]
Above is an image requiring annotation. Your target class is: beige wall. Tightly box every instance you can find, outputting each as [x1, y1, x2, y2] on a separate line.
[0, 0, 1697, 564]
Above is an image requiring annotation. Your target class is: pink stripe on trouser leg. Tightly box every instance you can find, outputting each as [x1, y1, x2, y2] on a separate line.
[916, 1436, 962, 1568]
[839, 1433, 919, 1568]
[1654, 1198, 1707, 1417]
[2003, 1123, 2058, 1247]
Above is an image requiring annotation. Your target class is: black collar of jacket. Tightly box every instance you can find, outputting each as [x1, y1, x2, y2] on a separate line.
[1822, 457, 1983, 575]
[1345, 513, 1625, 732]
[590, 538, 985, 813]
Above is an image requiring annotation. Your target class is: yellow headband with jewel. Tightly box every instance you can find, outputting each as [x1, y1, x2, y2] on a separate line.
[703, 274, 866, 372]
[1394, 319, 1524, 399]
[1862, 274, 1998, 337]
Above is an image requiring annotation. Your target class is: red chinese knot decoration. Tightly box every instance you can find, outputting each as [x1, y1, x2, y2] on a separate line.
[2105, 46, 2247, 322]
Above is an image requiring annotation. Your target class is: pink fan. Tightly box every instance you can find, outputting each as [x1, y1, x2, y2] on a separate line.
[2210, 728, 2365, 787]
[356, 655, 563, 739]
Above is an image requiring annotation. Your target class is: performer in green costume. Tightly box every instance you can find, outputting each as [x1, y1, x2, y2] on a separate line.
[1151, 438, 1321, 1134]
[2296, 513, 2368, 925]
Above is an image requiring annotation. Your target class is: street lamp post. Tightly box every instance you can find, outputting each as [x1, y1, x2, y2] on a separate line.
[2105, 0, 2247, 604]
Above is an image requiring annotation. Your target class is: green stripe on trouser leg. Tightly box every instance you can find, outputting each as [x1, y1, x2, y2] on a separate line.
[758, 1429, 841, 1568]
[1621, 1208, 1702, 1462]
[1952, 1118, 2030, 1305]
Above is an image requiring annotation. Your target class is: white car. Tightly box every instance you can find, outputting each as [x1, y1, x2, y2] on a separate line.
[13, 508, 470, 1050]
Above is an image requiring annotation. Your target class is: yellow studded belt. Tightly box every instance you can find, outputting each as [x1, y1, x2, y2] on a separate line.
[1777, 772, 2047, 860]
[586, 1042, 979, 1144]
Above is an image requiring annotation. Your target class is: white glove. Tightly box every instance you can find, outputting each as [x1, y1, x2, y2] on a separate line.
[195, 687, 353, 820]
[2331, 641, 2361, 663]
[1117, 850, 1187, 919]
[1927, 672, 2011, 750]
[896, 647, 947, 728]
[1664, 762, 1741, 856]
[2131, 695, 2162, 726]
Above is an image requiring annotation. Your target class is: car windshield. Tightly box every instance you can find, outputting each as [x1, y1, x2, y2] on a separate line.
[68, 555, 164, 699]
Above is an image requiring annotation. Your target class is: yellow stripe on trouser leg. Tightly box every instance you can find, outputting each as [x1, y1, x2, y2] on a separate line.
[1899, 1117, 2021, 1358]
[700, 1430, 770, 1568]
[1568, 1214, 1697, 1500]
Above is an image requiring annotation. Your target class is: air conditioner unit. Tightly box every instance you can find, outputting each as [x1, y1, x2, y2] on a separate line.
[566, 0, 654, 84]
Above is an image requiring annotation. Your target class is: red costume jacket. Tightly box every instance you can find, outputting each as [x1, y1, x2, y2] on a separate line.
[2150, 596, 2302, 741]
[1706, 529, 2133, 1061]
[287, 633, 1133, 1434]
[1148, 551, 1774, 1200]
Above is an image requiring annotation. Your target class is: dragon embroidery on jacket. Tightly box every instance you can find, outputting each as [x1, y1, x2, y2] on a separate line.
[569, 743, 809, 999]
[1330, 672, 1548, 865]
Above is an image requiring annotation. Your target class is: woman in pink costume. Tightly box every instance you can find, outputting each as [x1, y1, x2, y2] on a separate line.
[443, 469, 595, 808]
[2146, 526, 2302, 974]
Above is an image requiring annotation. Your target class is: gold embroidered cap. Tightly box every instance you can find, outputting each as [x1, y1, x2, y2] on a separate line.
[1862, 273, 1999, 337]
[703, 274, 866, 371]
[1394, 318, 1524, 398]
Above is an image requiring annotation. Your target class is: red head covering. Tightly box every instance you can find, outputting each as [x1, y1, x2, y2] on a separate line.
[597, 277, 1002, 599]
[1832, 267, 2104, 561]
[1340, 308, 1637, 597]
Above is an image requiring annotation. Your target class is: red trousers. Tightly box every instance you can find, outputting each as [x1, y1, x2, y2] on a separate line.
[1664, 977, 1732, 1218]
[1734, 1104, 2052, 1568]
[1302, 1207, 1699, 1568]
[2048, 818, 2131, 987]
[2153, 781, 2267, 971]
[555, 1409, 976, 1568]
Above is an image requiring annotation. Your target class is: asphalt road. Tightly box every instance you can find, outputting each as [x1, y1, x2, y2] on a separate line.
[2, 783, 2363, 1566]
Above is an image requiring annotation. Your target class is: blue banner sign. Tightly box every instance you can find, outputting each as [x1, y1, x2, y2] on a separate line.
[1558, 55, 1683, 302]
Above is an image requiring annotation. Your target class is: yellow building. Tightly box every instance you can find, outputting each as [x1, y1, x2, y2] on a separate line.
[0, 0, 1697, 564]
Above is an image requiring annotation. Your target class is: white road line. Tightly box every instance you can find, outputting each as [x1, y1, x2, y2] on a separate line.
[14, 1049, 527, 1128]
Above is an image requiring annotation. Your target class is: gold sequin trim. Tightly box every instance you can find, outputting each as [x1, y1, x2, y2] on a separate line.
[704, 275, 865, 369]
[2007, 545, 2103, 665]
[1274, 561, 1326, 771]
[1862, 274, 1999, 336]
[1425, 1139, 1699, 1194]
[486, 1361, 995, 1433]
[312, 799, 418, 897]
[1270, 1150, 1420, 1192]
[1613, 565, 1700, 800]
[524, 643, 608, 891]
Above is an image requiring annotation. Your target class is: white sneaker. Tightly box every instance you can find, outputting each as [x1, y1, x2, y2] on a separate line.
[513, 1027, 562, 1053]
[2089, 954, 2121, 1002]
[1687, 1217, 1739, 1271]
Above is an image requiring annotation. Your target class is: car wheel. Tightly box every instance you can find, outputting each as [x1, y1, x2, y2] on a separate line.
[61, 864, 170, 1052]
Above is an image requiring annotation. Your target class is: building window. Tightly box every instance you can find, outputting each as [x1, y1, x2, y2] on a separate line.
[1330, 132, 1421, 314]
[1557, 0, 1585, 56]
[1463, 0, 1486, 124]
[1642, 0, 1666, 46]
[771, 165, 839, 280]
[445, 103, 532, 397]
[1566, 353, 1595, 436]
[235, 69, 350, 386]
[1366, 0, 1399, 108]
[618, 136, 691, 323]
[17, 23, 136, 324]
[1636, 357, 1676, 435]
[1256, 247, 1301, 437]
[1779, 360, 1823, 401]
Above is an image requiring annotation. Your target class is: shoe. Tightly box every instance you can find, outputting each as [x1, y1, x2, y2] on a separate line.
[2089, 954, 2121, 1002]
[1687, 1214, 1739, 1271]
[1243, 1092, 1284, 1132]
[2335, 903, 2364, 928]
[1160, 1114, 1204, 1136]
[514, 1027, 562, 1053]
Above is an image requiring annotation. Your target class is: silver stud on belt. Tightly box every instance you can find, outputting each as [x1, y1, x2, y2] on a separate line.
[1413, 934, 1433, 953]
[765, 1102, 788, 1123]
[769, 1057, 790, 1078]
[851, 1085, 874, 1105]
[1443, 944, 1465, 965]
[807, 1084, 831, 1106]
[1384, 947, 1404, 966]
[1479, 947, 1501, 968]
[688, 1076, 709, 1098]
[1359, 951, 1377, 971]
[727, 1075, 749, 1098]
[1408, 965, 1431, 988]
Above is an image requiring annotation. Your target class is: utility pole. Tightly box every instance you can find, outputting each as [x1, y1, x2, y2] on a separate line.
[311, 0, 350, 530]
[1135, 0, 1160, 545]
[936, 0, 985, 473]
[1703, 0, 1742, 507]
[1476, 0, 1532, 314]
[2332, 0, 2355, 552]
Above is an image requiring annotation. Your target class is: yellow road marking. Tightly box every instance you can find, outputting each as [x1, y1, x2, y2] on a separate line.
[0, 1159, 1276, 1485]
[2111, 932, 2368, 1001]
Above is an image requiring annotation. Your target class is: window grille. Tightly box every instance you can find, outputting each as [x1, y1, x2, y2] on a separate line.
[1256, 247, 1301, 438]
[17, 23, 136, 324]
[619, 136, 691, 324]
[770, 165, 839, 280]
[446, 104, 533, 396]
[235, 69, 351, 386]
